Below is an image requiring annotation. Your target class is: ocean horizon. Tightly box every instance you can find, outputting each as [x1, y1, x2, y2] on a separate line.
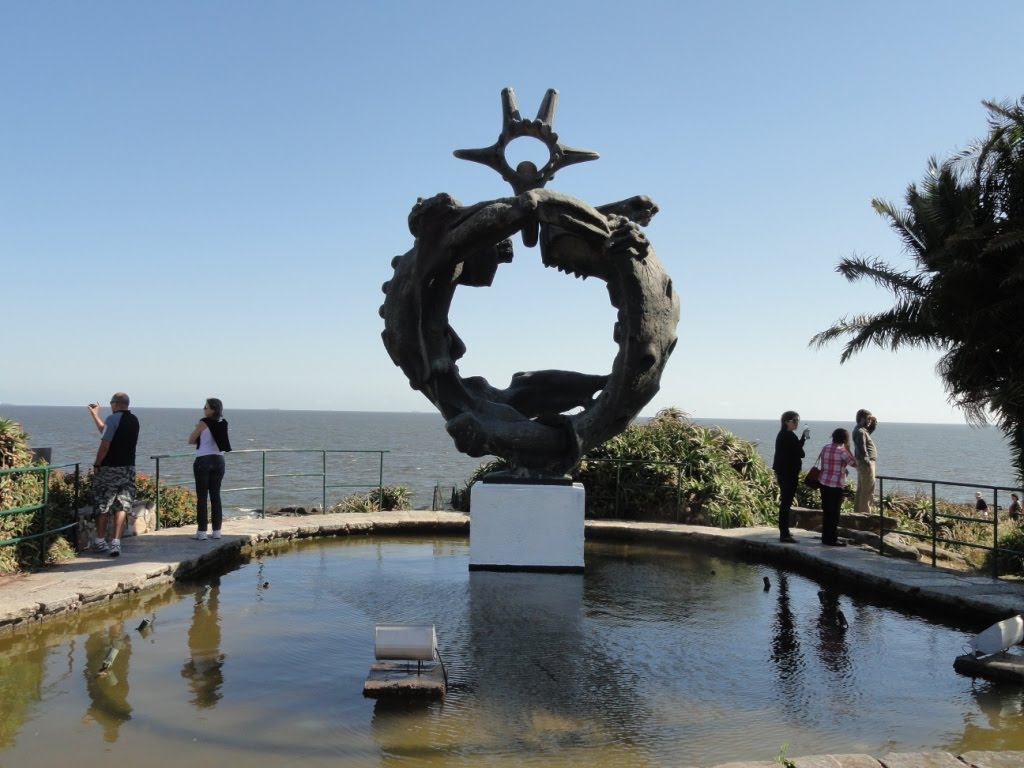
[2, 405, 1019, 512]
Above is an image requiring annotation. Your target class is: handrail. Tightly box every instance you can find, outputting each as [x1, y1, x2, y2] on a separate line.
[0, 462, 82, 559]
[876, 474, 1024, 579]
[6, 455, 1022, 579]
[579, 457, 688, 522]
[149, 448, 388, 529]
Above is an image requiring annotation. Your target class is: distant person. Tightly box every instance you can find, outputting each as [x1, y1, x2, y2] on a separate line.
[1009, 493, 1021, 522]
[87, 393, 140, 557]
[852, 409, 878, 514]
[975, 492, 989, 518]
[188, 398, 232, 540]
[771, 410, 810, 544]
[814, 428, 857, 547]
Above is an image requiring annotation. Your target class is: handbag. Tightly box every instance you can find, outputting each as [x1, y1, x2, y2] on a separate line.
[803, 465, 822, 490]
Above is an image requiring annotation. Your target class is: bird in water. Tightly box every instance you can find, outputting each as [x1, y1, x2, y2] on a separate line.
[763, 576, 771, 591]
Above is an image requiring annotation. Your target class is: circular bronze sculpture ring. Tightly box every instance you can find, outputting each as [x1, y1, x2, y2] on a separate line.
[380, 187, 679, 479]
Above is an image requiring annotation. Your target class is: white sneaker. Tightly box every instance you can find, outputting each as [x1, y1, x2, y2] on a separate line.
[192, 532, 208, 541]
[211, 530, 222, 539]
[108, 541, 121, 557]
[93, 539, 110, 553]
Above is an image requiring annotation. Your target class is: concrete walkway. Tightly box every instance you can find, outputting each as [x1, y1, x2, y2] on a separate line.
[1, 513, 1023, 768]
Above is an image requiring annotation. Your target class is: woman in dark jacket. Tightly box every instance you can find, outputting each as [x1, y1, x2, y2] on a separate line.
[771, 410, 809, 543]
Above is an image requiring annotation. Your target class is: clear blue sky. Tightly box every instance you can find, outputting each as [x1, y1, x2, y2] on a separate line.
[4, 1, 1022, 424]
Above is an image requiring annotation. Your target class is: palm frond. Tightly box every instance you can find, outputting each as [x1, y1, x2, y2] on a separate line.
[872, 197, 926, 255]
[835, 255, 927, 296]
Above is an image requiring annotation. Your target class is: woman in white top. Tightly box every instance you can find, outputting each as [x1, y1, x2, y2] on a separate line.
[187, 398, 232, 540]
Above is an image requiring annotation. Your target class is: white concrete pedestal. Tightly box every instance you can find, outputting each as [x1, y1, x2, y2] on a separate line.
[468, 482, 585, 573]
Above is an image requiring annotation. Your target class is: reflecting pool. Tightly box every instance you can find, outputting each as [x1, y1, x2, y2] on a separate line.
[1, 536, 1023, 767]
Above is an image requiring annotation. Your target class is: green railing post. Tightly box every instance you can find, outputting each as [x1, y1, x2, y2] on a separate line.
[154, 456, 162, 531]
[40, 465, 50, 566]
[322, 450, 327, 513]
[930, 482, 937, 568]
[878, 476, 885, 557]
[992, 487, 999, 579]
[615, 461, 622, 519]
[675, 464, 682, 523]
[73, 463, 82, 552]
[261, 451, 266, 519]
[378, 451, 384, 512]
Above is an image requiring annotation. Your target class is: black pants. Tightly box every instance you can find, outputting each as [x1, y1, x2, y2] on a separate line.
[820, 484, 844, 544]
[775, 472, 798, 538]
[193, 454, 226, 532]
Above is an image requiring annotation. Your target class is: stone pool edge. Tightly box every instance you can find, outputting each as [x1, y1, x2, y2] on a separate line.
[4, 512, 1024, 632]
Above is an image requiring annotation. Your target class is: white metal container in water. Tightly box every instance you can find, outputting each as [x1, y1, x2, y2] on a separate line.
[374, 624, 437, 661]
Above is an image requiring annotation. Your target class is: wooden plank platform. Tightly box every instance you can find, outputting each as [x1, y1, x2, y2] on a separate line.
[953, 651, 1024, 684]
[362, 661, 446, 700]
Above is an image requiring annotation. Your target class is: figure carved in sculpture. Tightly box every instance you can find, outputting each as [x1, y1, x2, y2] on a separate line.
[380, 88, 679, 479]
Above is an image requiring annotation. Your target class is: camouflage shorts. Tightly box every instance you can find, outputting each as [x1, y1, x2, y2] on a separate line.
[93, 466, 137, 517]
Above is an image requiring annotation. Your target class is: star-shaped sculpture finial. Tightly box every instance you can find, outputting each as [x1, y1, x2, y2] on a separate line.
[454, 87, 600, 196]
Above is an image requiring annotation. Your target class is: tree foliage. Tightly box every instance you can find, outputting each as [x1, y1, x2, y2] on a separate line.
[811, 96, 1024, 480]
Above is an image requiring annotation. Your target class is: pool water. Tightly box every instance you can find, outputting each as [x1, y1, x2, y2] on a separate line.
[1, 536, 1023, 767]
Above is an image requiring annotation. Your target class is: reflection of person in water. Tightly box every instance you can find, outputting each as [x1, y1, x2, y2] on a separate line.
[769, 572, 807, 713]
[181, 581, 225, 708]
[816, 590, 851, 677]
[770, 573, 800, 670]
[82, 623, 132, 742]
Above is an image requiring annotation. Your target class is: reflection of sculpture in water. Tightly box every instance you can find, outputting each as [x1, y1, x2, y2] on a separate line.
[951, 684, 1024, 752]
[380, 88, 679, 479]
[82, 623, 132, 742]
[181, 582, 225, 709]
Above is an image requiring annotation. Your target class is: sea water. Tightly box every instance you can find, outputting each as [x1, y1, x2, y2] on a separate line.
[1, 406, 1018, 511]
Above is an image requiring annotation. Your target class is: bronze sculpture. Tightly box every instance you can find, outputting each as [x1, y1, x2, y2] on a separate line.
[380, 88, 679, 480]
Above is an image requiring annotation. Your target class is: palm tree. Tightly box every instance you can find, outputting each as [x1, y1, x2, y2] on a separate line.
[811, 97, 1024, 479]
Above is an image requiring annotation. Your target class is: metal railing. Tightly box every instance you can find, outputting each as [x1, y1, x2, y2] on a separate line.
[0, 462, 83, 561]
[5, 454, 1022, 579]
[876, 474, 1024, 579]
[579, 458, 686, 521]
[150, 448, 388, 529]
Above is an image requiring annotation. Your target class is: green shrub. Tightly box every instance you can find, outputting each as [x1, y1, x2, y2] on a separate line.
[0, 421, 68, 577]
[984, 524, 1024, 576]
[458, 410, 778, 527]
[579, 410, 777, 526]
[46, 468, 198, 531]
[134, 473, 197, 529]
[331, 484, 413, 513]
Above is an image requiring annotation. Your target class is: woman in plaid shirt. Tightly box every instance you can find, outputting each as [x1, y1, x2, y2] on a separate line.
[814, 428, 856, 546]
